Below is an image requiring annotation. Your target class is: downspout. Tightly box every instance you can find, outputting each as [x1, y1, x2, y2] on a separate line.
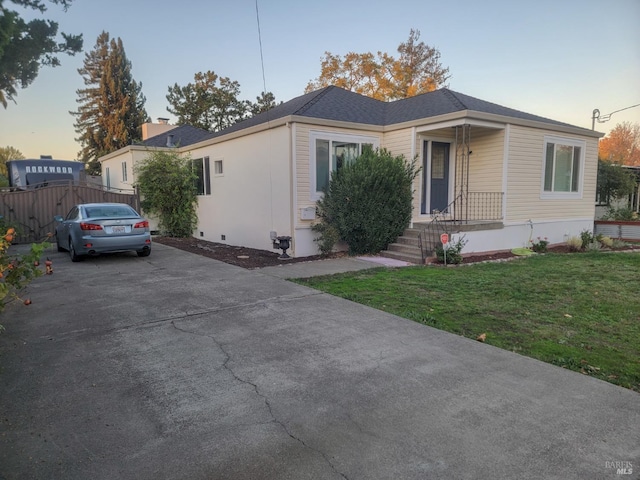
[502, 124, 510, 222]
[411, 126, 416, 227]
[288, 122, 297, 256]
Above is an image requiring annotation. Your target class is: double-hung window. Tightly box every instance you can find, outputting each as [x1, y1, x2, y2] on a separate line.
[192, 157, 211, 195]
[310, 131, 379, 199]
[541, 136, 585, 198]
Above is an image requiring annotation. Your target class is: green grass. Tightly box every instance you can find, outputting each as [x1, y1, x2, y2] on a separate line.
[294, 252, 640, 392]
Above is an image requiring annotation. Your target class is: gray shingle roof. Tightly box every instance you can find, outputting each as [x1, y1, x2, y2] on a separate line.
[147, 86, 586, 148]
[142, 124, 211, 148]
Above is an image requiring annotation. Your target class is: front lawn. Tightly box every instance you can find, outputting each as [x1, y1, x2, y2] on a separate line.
[294, 252, 640, 392]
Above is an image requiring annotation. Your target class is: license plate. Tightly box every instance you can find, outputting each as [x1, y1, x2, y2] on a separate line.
[110, 226, 126, 234]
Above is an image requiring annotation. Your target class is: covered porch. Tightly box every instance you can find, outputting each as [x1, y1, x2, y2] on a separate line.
[415, 121, 506, 223]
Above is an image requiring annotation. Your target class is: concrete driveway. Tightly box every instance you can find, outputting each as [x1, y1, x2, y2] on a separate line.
[0, 243, 637, 479]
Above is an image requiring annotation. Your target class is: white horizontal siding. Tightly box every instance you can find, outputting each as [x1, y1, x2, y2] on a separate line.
[506, 125, 597, 223]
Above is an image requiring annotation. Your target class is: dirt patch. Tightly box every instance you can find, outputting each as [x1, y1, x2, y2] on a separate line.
[153, 236, 345, 269]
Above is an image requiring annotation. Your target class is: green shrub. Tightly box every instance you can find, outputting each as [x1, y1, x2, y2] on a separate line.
[311, 219, 340, 256]
[435, 235, 467, 264]
[135, 150, 198, 237]
[580, 229, 594, 248]
[604, 206, 638, 221]
[585, 241, 602, 252]
[611, 239, 627, 249]
[530, 236, 549, 253]
[314, 148, 419, 255]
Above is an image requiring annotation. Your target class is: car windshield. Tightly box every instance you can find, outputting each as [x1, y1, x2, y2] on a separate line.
[85, 206, 138, 218]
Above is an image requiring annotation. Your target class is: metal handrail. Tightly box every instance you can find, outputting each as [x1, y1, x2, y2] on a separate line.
[417, 192, 504, 260]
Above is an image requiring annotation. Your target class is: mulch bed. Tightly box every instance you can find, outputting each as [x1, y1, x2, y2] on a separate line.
[153, 236, 345, 269]
[154, 236, 638, 270]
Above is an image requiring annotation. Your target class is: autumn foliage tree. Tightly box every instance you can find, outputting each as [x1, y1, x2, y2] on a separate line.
[598, 122, 640, 166]
[306, 29, 450, 101]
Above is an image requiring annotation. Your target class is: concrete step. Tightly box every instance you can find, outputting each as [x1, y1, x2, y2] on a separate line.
[386, 242, 422, 255]
[379, 249, 424, 265]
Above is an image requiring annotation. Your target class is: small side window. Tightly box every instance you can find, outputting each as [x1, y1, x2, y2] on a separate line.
[214, 159, 224, 176]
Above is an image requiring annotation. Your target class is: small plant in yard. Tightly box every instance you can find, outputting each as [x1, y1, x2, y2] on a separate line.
[597, 235, 614, 248]
[603, 206, 638, 221]
[579, 229, 594, 249]
[566, 236, 583, 252]
[0, 227, 51, 329]
[530, 236, 549, 253]
[611, 238, 627, 249]
[311, 220, 340, 256]
[435, 235, 467, 264]
[585, 241, 602, 252]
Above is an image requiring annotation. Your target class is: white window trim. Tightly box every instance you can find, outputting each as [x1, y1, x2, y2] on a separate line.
[309, 130, 380, 201]
[121, 161, 128, 182]
[540, 135, 585, 200]
[213, 158, 224, 177]
[192, 156, 211, 196]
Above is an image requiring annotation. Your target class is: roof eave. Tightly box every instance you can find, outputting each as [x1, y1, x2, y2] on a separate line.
[384, 110, 604, 138]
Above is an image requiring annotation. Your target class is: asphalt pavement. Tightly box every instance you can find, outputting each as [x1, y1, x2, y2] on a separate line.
[0, 242, 637, 479]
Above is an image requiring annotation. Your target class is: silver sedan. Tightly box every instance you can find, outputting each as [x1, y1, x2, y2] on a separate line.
[55, 203, 152, 262]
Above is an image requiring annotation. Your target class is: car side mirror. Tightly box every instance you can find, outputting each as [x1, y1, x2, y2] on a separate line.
[54, 215, 64, 222]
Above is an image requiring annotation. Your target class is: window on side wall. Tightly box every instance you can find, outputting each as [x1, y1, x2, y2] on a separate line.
[121, 161, 127, 182]
[310, 132, 379, 199]
[192, 157, 211, 195]
[541, 136, 585, 199]
[214, 159, 223, 176]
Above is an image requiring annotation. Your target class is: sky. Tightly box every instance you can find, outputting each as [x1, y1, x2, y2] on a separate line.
[1, 0, 639, 161]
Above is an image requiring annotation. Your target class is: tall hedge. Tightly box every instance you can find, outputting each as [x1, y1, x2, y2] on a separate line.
[135, 151, 198, 237]
[315, 148, 419, 255]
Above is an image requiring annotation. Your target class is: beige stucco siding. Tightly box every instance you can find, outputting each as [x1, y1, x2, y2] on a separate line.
[191, 125, 291, 251]
[101, 149, 149, 192]
[505, 125, 598, 223]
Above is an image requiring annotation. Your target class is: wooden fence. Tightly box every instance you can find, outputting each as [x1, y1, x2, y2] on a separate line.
[0, 181, 139, 244]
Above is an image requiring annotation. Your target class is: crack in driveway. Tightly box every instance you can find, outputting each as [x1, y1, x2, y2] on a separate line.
[31, 290, 326, 343]
[170, 320, 349, 480]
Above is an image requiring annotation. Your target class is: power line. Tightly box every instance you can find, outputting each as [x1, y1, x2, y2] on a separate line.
[592, 103, 640, 130]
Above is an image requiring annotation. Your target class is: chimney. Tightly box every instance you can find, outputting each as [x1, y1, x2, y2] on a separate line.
[166, 134, 174, 147]
[142, 118, 175, 140]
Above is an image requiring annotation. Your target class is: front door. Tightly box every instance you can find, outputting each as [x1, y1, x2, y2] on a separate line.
[422, 141, 450, 214]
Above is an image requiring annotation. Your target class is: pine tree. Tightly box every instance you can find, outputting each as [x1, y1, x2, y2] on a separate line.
[71, 31, 148, 174]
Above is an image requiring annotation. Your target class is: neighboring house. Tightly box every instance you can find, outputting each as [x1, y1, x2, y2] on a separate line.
[100, 86, 603, 258]
[595, 166, 640, 219]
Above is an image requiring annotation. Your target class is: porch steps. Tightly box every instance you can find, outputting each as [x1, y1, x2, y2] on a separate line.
[380, 221, 504, 265]
[380, 226, 431, 264]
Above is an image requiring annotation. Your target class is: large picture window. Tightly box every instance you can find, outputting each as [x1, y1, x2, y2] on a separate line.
[192, 156, 211, 196]
[541, 136, 585, 198]
[310, 131, 379, 199]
